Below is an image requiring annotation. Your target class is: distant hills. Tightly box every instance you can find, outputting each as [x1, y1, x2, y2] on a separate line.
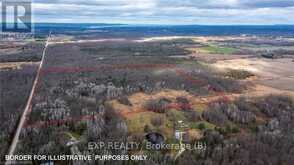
[31, 23, 294, 37]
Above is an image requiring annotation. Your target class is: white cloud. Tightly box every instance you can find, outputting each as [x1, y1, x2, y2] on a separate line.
[29, 0, 294, 24]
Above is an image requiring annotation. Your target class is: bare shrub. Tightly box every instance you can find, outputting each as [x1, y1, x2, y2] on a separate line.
[151, 116, 164, 128]
[118, 96, 132, 106]
[145, 98, 172, 113]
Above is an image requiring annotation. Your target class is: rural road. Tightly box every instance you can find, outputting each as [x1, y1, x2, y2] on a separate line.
[5, 32, 51, 165]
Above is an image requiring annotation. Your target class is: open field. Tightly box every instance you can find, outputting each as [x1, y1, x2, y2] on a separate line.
[0, 41, 44, 62]
[214, 58, 294, 91]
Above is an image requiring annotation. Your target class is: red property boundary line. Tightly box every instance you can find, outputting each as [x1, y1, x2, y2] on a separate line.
[23, 103, 193, 128]
[39, 64, 176, 74]
[24, 63, 232, 129]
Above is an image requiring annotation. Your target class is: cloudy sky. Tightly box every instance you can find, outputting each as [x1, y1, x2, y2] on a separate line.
[16, 0, 294, 24]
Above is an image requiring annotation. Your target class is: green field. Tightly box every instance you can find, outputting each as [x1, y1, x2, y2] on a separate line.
[200, 44, 238, 54]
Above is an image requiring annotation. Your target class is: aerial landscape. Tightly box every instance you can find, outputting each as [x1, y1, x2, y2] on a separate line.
[1, 0, 294, 165]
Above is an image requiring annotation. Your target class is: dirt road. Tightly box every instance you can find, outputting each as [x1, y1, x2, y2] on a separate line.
[5, 32, 51, 165]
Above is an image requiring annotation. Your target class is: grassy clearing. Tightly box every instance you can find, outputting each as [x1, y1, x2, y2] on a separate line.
[125, 108, 213, 140]
[200, 44, 238, 54]
[126, 111, 174, 138]
[126, 112, 156, 133]
[225, 69, 255, 80]
[190, 121, 216, 130]
[240, 43, 272, 48]
[166, 109, 187, 121]
[65, 131, 81, 140]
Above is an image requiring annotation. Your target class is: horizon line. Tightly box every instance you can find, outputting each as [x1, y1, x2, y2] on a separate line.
[2, 22, 293, 26]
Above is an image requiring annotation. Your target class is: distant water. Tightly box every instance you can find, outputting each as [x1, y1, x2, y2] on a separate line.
[34, 23, 294, 37]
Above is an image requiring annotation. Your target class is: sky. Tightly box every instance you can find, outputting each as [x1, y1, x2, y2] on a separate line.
[3, 0, 294, 25]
